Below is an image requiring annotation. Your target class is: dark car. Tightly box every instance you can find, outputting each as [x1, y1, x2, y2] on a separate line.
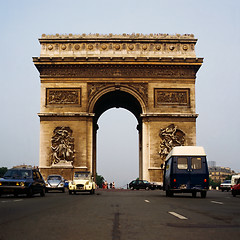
[0, 167, 45, 197]
[231, 178, 240, 197]
[129, 180, 155, 190]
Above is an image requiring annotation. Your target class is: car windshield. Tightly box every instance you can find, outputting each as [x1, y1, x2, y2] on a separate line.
[223, 180, 231, 183]
[4, 169, 32, 179]
[74, 172, 90, 180]
[48, 176, 61, 181]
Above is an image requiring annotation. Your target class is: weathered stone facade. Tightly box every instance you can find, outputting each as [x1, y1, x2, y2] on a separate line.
[33, 33, 203, 182]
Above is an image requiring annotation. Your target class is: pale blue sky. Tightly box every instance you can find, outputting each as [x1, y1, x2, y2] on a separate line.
[0, 0, 239, 187]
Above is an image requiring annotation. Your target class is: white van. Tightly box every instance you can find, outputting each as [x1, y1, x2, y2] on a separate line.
[231, 174, 240, 186]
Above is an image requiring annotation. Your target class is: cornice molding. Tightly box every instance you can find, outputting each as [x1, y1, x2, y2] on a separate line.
[141, 113, 198, 118]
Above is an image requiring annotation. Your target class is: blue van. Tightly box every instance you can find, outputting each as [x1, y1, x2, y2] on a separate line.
[163, 146, 209, 198]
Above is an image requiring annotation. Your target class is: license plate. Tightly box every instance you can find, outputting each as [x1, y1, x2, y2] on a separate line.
[180, 184, 187, 189]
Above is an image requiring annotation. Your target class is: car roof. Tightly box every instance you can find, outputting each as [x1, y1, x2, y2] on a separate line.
[166, 146, 206, 161]
[10, 168, 33, 170]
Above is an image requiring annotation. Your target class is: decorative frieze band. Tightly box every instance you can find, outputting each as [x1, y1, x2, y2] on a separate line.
[41, 42, 195, 54]
[154, 88, 190, 107]
[39, 33, 197, 58]
[39, 65, 196, 79]
[46, 88, 81, 106]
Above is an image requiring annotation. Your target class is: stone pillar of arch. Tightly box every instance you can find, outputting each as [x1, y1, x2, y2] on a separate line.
[33, 33, 203, 182]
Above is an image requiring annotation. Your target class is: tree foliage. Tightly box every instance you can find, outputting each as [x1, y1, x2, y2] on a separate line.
[209, 177, 221, 188]
[0, 167, 8, 177]
[96, 173, 105, 188]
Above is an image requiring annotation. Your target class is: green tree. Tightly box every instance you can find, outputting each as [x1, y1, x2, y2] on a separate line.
[0, 167, 8, 177]
[209, 177, 221, 189]
[96, 173, 104, 188]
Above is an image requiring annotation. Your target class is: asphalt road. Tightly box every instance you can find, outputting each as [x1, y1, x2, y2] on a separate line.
[0, 189, 239, 240]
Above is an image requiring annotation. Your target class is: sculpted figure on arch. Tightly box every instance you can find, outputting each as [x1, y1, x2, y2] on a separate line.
[51, 127, 75, 165]
[159, 124, 185, 160]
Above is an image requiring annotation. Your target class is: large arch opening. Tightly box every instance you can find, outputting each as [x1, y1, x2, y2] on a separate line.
[97, 109, 139, 188]
[92, 90, 143, 188]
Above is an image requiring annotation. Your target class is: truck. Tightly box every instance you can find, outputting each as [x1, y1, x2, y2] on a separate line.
[163, 146, 209, 198]
[231, 174, 240, 187]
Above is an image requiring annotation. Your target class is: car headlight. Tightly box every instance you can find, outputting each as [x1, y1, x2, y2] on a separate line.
[85, 181, 89, 185]
[20, 182, 25, 187]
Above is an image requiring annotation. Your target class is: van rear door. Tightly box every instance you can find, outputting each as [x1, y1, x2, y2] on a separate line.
[189, 157, 208, 189]
[172, 156, 190, 189]
[173, 156, 208, 190]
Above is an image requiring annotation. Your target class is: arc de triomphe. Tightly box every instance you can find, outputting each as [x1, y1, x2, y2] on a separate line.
[33, 33, 203, 182]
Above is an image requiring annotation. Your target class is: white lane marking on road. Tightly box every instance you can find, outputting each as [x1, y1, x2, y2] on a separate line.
[1, 201, 8, 203]
[144, 200, 150, 203]
[14, 199, 23, 202]
[211, 201, 223, 205]
[168, 212, 187, 220]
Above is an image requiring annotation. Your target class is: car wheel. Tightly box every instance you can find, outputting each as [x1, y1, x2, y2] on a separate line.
[130, 186, 134, 190]
[62, 188, 65, 193]
[145, 186, 149, 190]
[69, 190, 72, 195]
[14, 192, 18, 197]
[232, 190, 236, 197]
[27, 188, 33, 198]
[166, 190, 173, 197]
[45, 189, 48, 193]
[201, 191, 207, 198]
[90, 189, 95, 195]
[192, 192, 197, 198]
[40, 188, 45, 197]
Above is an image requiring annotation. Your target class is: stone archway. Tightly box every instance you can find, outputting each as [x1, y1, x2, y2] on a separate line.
[33, 33, 203, 183]
[90, 87, 144, 181]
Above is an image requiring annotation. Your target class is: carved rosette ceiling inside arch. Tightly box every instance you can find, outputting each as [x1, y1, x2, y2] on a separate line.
[51, 127, 75, 166]
[87, 82, 148, 106]
[159, 124, 185, 160]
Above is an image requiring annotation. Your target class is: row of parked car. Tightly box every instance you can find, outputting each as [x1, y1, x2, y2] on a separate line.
[0, 167, 96, 197]
[219, 175, 240, 197]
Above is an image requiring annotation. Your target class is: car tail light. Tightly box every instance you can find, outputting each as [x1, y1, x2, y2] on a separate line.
[204, 179, 207, 183]
[173, 179, 177, 182]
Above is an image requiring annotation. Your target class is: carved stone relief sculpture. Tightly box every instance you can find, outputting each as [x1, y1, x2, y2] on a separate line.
[46, 88, 81, 106]
[154, 88, 189, 107]
[88, 82, 148, 106]
[159, 124, 185, 160]
[51, 127, 75, 167]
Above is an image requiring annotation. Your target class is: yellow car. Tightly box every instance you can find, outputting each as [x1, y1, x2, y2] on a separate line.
[69, 171, 96, 195]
